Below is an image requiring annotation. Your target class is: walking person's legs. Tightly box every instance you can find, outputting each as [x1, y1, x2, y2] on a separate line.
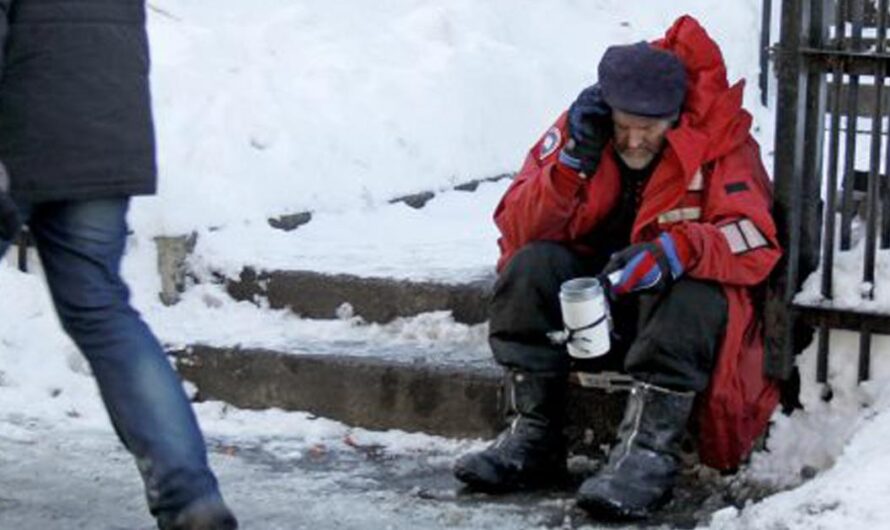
[27, 198, 235, 528]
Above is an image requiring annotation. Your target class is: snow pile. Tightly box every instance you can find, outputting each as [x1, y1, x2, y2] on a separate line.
[138, 0, 773, 280]
[154, 283, 490, 363]
[0, 266, 109, 426]
[711, 369, 890, 529]
[708, 232, 890, 527]
[189, 180, 508, 282]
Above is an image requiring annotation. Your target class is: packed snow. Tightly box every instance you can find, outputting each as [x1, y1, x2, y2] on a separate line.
[137, 0, 777, 282]
[3, 0, 890, 528]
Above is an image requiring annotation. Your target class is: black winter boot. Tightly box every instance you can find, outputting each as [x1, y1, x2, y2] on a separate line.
[576, 382, 694, 519]
[453, 371, 567, 492]
[157, 494, 238, 530]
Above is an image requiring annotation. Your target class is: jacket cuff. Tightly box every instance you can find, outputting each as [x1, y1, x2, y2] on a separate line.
[558, 148, 582, 170]
[666, 225, 697, 270]
[550, 157, 586, 196]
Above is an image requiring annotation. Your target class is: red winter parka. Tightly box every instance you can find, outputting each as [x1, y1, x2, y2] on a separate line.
[493, 16, 782, 470]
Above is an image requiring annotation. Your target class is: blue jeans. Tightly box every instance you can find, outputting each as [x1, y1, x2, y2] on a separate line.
[0, 198, 220, 519]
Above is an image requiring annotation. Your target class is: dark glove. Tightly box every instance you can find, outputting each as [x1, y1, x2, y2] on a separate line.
[600, 233, 690, 298]
[0, 190, 20, 241]
[0, 161, 21, 241]
[558, 84, 612, 177]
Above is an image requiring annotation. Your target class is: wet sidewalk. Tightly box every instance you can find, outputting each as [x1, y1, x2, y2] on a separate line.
[0, 413, 764, 530]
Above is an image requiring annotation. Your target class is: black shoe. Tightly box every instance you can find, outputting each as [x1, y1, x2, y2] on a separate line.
[453, 371, 567, 492]
[158, 494, 238, 530]
[576, 382, 694, 519]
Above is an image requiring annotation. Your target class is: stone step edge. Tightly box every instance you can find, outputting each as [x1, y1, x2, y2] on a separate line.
[224, 268, 493, 325]
[171, 345, 628, 453]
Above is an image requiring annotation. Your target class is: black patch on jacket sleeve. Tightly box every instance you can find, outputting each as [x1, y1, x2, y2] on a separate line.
[725, 182, 749, 194]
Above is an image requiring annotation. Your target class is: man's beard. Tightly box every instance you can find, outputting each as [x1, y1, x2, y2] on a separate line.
[617, 148, 658, 170]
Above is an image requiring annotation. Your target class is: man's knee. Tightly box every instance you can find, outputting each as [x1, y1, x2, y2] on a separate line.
[492, 241, 586, 315]
[489, 242, 584, 372]
[53, 283, 133, 338]
[624, 279, 727, 392]
[663, 278, 727, 329]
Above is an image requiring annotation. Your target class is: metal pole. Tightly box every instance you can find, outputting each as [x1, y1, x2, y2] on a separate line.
[841, 0, 864, 250]
[820, 0, 846, 299]
[859, 327, 872, 382]
[761, 0, 774, 107]
[817, 323, 830, 382]
[766, 0, 827, 380]
[863, 0, 887, 298]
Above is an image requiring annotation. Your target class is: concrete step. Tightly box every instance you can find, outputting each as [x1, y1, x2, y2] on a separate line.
[225, 268, 493, 324]
[172, 345, 629, 453]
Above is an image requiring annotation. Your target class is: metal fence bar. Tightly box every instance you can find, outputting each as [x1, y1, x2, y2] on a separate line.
[841, 0, 865, 250]
[775, 0, 890, 388]
[883, 8, 890, 249]
[801, 0, 829, 285]
[821, 80, 843, 299]
[767, 0, 829, 381]
[761, 0, 774, 106]
[800, 48, 890, 75]
[860, 0, 886, 383]
[881, 82, 890, 249]
[776, 0, 807, 314]
[820, 0, 847, 299]
[859, 327, 872, 382]
[767, 0, 805, 380]
[862, 0, 887, 299]
[817, 323, 830, 382]
[883, 125, 890, 248]
[814, 0, 851, 386]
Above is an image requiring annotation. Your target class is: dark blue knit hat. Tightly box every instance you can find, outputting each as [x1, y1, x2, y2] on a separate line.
[598, 41, 687, 118]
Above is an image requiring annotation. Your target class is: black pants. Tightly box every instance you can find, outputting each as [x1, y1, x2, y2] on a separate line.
[489, 242, 727, 392]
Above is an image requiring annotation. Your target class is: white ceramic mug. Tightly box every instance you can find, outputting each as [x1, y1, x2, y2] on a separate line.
[559, 277, 611, 359]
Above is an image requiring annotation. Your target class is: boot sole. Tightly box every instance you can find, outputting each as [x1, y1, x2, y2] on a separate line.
[454, 465, 568, 494]
[577, 488, 673, 521]
[576, 494, 648, 520]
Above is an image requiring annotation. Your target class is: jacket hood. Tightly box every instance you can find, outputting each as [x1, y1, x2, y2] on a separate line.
[629, 15, 754, 242]
[654, 15, 753, 164]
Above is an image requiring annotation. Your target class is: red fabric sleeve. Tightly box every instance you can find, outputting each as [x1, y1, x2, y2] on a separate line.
[673, 138, 781, 286]
[494, 114, 590, 270]
[494, 155, 585, 253]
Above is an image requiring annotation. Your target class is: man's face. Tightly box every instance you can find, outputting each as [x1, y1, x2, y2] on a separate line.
[612, 109, 674, 170]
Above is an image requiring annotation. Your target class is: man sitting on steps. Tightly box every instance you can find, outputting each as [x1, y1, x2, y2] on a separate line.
[453, 15, 782, 519]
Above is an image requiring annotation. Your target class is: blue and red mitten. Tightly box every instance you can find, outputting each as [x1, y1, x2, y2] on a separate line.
[601, 232, 692, 298]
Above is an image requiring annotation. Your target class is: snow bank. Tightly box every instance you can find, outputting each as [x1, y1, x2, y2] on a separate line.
[710, 230, 890, 526]
[137, 0, 771, 238]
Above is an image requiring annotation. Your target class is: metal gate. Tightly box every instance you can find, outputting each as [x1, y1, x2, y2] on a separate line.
[770, 0, 890, 386]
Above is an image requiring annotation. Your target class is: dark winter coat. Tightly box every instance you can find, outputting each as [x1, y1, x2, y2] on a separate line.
[494, 16, 782, 470]
[0, 0, 156, 203]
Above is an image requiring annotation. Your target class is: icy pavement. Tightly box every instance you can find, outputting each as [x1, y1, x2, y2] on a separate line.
[0, 408, 757, 530]
[0, 414, 573, 530]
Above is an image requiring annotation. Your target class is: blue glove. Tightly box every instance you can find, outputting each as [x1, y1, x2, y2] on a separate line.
[601, 233, 689, 298]
[559, 84, 612, 176]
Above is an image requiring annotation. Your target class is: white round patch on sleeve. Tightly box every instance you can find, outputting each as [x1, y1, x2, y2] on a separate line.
[539, 127, 562, 160]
